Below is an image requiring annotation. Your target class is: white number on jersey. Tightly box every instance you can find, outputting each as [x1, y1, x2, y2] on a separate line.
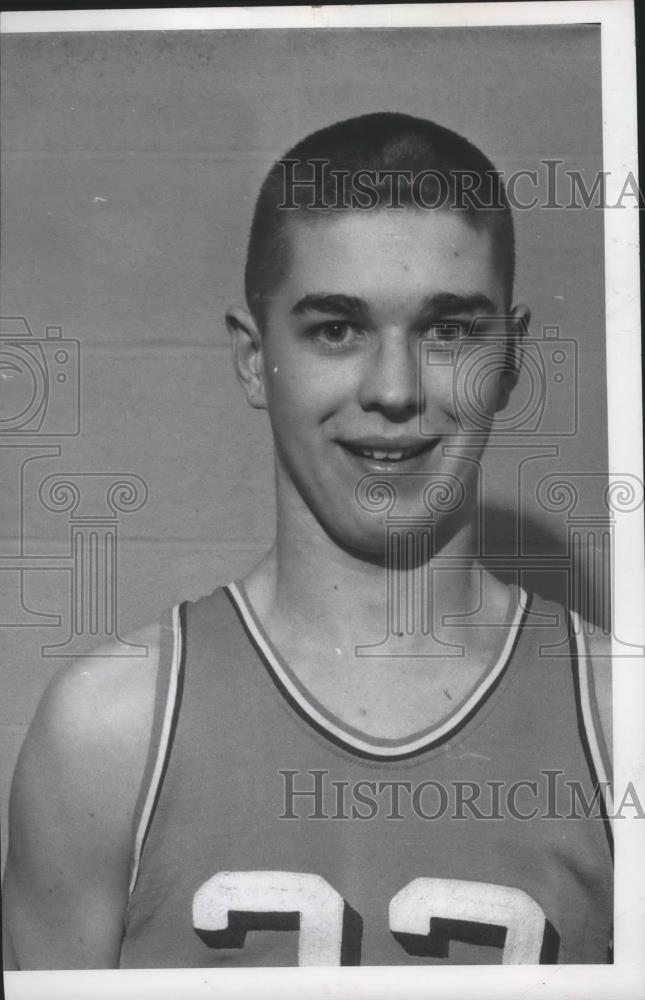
[192, 870, 345, 965]
[389, 877, 547, 964]
[193, 870, 549, 965]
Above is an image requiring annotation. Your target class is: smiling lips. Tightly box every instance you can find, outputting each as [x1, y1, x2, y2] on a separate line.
[341, 437, 437, 464]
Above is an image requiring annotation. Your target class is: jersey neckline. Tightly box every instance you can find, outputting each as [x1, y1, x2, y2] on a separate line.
[224, 581, 530, 761]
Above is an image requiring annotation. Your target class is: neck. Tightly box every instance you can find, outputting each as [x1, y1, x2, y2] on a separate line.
[242, 479, 485, 649]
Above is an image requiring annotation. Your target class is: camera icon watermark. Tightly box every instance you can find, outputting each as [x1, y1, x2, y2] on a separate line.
[1, 316, 148, 655]
[353, 472, 472, 659]
[0, 316, 80, 436]
[350, 463, 644, 659]
[419, 319, 578, 438]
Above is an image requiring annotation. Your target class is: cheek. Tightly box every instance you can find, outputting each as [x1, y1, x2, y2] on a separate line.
[465, 352, 505, 415]
[262, 367, 339, 439]
[421, 366, 458, 415]
[429, 350, 505, 421]
[265, 351, 358, 417]
[261, 345, 303, 410]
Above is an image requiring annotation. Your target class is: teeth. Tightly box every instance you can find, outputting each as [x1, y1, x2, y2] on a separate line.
[355, 447, 415, 461]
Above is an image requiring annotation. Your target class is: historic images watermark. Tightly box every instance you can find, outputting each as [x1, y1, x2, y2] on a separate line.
[345, 316, 644, 659]
[278, 769, 642, 823]
[278, 159, 643, 212]
[417, 318, 576, 438]
[0, 316, 149, 656]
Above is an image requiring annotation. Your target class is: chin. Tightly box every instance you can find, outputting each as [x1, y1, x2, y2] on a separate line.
[319, 514, 389, 562]
[326, 503, 473, 566]
[326, 514, 432, 565]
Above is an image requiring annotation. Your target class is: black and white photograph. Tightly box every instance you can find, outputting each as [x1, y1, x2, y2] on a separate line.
[1, 3, 643, 999]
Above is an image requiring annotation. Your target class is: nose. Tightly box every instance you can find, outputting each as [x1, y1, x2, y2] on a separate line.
[358, 331, 423, 421]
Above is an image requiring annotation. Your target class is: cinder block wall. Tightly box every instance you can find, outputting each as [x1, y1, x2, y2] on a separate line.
[0, 26, 606, 872]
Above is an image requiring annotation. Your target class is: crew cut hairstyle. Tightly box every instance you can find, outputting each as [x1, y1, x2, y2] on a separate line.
[245, 112, 516, 327]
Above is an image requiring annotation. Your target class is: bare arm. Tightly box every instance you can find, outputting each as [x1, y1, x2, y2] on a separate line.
[586, 627, 612, 768]
[2, 625, 159, 970]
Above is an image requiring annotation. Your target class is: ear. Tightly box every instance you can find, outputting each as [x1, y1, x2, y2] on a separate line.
[496, 303, 530, 413]
[226, 305, 267, 410]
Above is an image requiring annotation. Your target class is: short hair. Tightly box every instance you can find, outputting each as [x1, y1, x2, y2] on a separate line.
[245, 112, 515, 328]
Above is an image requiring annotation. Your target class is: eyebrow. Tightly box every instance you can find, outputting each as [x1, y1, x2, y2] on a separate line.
[416, 293, 498, 316]
[290, 293, 371, 320]
[290, 291, 497, 321]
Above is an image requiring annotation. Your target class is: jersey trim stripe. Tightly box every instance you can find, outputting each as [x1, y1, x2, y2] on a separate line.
[128, 602, 186, 899]
[224, 582, 529, 760]
[569, 611, 614, 860]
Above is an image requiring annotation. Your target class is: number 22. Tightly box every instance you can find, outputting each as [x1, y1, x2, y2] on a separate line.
[193, 870, 549, 965]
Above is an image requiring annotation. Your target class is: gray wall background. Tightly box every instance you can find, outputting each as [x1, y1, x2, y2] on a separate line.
[1, 26, 606, 869]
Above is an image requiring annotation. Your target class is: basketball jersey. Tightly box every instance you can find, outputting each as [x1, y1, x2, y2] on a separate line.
[119, 584, 613, 967]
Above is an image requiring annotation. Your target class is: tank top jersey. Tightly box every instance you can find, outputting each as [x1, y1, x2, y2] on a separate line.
[119, 583, 613, 967]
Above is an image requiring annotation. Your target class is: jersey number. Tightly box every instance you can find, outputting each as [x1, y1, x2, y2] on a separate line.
[193, 871, 549, 965]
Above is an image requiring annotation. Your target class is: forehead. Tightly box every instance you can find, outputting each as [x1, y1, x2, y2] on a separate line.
[279, 209, 504, 313]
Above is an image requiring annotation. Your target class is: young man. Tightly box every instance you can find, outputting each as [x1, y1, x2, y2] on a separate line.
[3, 113, 612, 968]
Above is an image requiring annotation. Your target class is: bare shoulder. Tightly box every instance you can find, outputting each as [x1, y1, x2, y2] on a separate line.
[584, 624, 612, 766]
[21, 622, 161, 794]
[3, 623, 161, 969]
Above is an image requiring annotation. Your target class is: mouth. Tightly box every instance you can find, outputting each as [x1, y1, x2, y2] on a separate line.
[339, 437, 439, 466]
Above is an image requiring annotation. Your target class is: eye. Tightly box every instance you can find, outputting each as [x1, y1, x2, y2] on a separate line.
[0, 361, 22, 379]
[309, 320, 364, 351]
[424, 321, 471, 342]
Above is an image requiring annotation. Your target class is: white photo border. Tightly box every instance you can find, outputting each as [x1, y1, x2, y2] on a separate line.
[1, 3, 643, 999]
